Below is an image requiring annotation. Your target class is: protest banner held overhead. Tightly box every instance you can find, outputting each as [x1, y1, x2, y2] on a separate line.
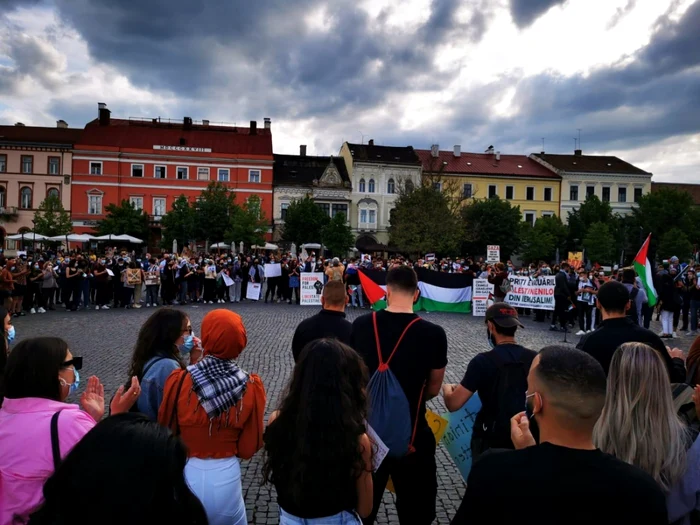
[487, 245, 500, 263]
[300, 272, 324, 305]
[504, 275, 555, 310]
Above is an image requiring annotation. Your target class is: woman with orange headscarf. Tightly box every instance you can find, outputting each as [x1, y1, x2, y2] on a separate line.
[158, 309, 266, 525]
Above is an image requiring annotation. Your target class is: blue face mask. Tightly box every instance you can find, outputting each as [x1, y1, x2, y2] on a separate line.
[179, 334, 194, 354]
[7, 325, 16, 343]
[61, 368, 80, 396]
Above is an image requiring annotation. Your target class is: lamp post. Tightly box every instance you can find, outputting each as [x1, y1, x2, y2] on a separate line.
[31, 219, 36, 256]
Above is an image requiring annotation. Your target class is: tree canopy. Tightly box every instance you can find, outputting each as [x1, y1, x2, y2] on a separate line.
[321, 212, 354, 256]
[33, 195, 72, 237]
[583, 222, 616, 265]
[658, 227, 693, 261]
[227, 195, 269, 247]
[520, 215, 567, 263]
[98, 200, 150, 240]
[566, 195, 614, 251]
[460, 196, 522, 261]
[193, 182, 235, 242]
[160, 195, 194, 249]
[282, 196, 330, 246]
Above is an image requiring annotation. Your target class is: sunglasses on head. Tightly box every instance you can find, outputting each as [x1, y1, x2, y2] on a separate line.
[62, 356, 83, 370]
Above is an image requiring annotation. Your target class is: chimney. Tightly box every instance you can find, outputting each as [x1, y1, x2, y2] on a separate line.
[14, 122, 25, 127]
[56, 120, 68, 129]
[368, 139, 374, 146]
[485, 145, 494, 154]
[300, 145, 307, 157]
[430, 144, 439, 158]
[202, 119, 209, 126]
[98, 102, 110, 126]
[495, 151, 501, 161]
[453, 145, 461, 157]
[574, 149, 582, 156]
[264, 117, 271, 130]
[183, 117, 193, 130]
[250, 120, 257, 135]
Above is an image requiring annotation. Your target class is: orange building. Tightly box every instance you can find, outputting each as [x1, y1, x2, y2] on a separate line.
[71, 104, 274, 246]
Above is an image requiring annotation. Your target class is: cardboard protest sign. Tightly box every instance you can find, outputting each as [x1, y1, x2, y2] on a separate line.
[246, 282, 261, 301]
[504, 275, 555, 310]
[300, 273, 324, 305]
[126, 268, 141, 285]
[487, 245, 500, 263]
[443, 393, 482, 482]
[144, 271, 160, 286]
[264, 263, 282, 278]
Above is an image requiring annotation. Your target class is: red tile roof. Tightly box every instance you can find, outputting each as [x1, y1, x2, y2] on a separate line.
[0, 125, 83, 145]
[652, 183, 700, 205]
[416, 149, 560, 179]
[78, 119, 272, 157]
[532, 153, 649, 175]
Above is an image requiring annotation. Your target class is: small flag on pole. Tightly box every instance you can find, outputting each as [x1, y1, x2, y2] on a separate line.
[633, 234, 658, 307]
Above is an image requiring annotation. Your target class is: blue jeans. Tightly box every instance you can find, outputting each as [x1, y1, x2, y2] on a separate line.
[691, 300, 700, 331]
[351, 285, 364, 307]
[178, 281, 188, 303]
[81, 279, 90, 308]
[279, 509, 361, 525]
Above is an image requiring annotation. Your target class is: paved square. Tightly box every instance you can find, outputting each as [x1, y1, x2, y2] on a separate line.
[10, 304, 695, 524]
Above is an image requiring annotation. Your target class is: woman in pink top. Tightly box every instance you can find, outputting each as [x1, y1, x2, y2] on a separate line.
[0, 337, 140, 525]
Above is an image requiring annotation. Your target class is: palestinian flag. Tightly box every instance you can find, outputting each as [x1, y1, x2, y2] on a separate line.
[358, 268, 473, 313]
[633, 233, 658, 307]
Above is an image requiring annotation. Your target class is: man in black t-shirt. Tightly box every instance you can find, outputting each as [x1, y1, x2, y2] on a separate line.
[443, 302, 536, 458]
[452, 346, 667, 525]
[350, 266, 447, 525]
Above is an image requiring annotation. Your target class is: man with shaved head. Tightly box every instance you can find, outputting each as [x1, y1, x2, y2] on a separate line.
[451, 346, 667, 525]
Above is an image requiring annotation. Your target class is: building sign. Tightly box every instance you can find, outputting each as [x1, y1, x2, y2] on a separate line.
[153, 145, 212, 153]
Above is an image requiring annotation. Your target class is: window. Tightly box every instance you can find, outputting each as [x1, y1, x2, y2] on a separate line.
[634, 187, 643, 203]
[360, 209, 368, 223]
[177, 167, 189, 180]
[387, 178, 395, 194]
[602, 186, 610, 202]
[153, 198, 166, 218]
[359, 178, 366, 192]
[463, 184, 473, 198]
[368, 209, 376, 224]
[0, 186, 5, 207]
[281, 202, 289, 221]
[542, 212, 554, 218]
[432, 182, 442, 192]
[89, 161, 102, 175]
[21, 156, 33, 174]
[618, 187, 627, 203]
[526, 187, 534, 200]
[331, 203, 348, 219]
[586, 185, 595, 198]
[248, 169, 261, 183]
[524, 212, 535, 226]
[488, 185, 497, 198]
[154, 165, 167, 179]
[197, 167, 209, 181]
[217, 168, 230, 182]
[0, 154, 6, 173]
[368, 179, 375, 193]
[544, 188, 552, 201]
[131, 164, 144, 178]
[506, 186, 514, 200]
[47, 188, 59, 199]
[405, 180, 414, 192]
[570, 185, 579, 201]
[19, 187, 32, 209]
[317, 203, 331, 216]
[88, 194, 102, 215]
[48, 157, 60, 175]
[129, 196, 143, 210]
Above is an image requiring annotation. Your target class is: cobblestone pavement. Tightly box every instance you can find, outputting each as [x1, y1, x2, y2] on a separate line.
[10, 303, 696, 524]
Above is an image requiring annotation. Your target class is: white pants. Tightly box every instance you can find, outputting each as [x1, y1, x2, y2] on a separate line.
[185, 456, 246, 525]
[228, 281, 241, 302]
[661, 310, 674, 335]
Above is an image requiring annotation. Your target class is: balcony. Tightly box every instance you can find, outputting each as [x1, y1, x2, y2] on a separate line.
[358, 222, 377, 232]
[0, 206, 19, 222]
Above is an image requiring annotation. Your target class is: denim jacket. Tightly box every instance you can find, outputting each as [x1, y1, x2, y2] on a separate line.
[136, 355, 182, 421]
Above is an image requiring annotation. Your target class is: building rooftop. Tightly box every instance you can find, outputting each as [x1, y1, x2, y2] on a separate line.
[0, 125, 83, 146]
[416, 149, 560, 179]
[345, 142, 421, 165]
[532, 152, 650, 175]
[273, 154, 349, 186]
[652, 182, 700, 205]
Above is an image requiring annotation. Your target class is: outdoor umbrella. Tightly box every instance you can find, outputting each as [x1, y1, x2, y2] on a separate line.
[48, 234, 95, 242]
[7, 232, 50, 241]
[264, 243, 279, 251]
[113, 234, 144, 244]
[210, 243, 230, 249]
[301, 243, 321, 250]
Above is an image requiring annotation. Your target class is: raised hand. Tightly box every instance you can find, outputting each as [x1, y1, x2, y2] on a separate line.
[81, 375, 105, 422]
[110, 376, 141, 415]
[510, 411, 536, 450]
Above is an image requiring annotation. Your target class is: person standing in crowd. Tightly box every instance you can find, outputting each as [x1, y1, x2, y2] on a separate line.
[550, 262, 570, 332]
[229, 257, 243, 303]
[279, 257, 290, 302]
[351, 266, 447, 525]
[202, 259, 217, 304]
[574, 268, 597, 335]
[688, 269, 700, 337]
[346, 258, 364, 308]
[27, 413, 208, 525]
[659, 267, 680, 338]
[287, 260, 300, 305]
[265, 256, 279, 303]
[161, 257, 178, 305]
[241, 256, 251, 301]
[619, 267, 646, 326]
[443, 303, 535, 459]
[291, 281, 352, 362]
[487, 262, 509, 302]
[41, 261, 58, 311]
[11, 256, 29, 317]
[0, 337, 140, 524]
[27, 260, 45, 314]
[326, 257, 345, 284]
[452, 346, 668, 525]
[144, 257, 160, 307]
[265, 339, 372, 524]
[0, 257, 14, 311]
[63, 259, 81, 312]
[159, 309, 266, 525]
[577, 280, 686, 382]
[593, 342, 700, 524]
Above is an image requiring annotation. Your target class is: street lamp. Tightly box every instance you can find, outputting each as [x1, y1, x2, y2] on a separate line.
[31, 219, 36, 255]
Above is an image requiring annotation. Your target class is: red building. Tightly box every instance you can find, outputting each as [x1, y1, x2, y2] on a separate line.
[71, 104, 273, 246]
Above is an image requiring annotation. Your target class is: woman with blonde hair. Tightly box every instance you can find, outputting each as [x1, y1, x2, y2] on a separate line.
[594, 342, 700, 523]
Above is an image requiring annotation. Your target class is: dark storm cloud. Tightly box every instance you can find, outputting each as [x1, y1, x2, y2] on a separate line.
[509, 0, 567, 28]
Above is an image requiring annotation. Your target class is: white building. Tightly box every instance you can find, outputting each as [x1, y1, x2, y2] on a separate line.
[531, 150, 652, 219]
[339, 140, 422, 251]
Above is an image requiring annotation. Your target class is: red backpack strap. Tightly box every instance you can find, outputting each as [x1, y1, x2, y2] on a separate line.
[372, 311, 383, 368]
[373, 312, 422, 372]
[408, 382, 427, 455]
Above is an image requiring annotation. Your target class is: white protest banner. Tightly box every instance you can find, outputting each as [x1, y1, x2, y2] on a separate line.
[487, 245, 500, 263]
[264, 263, 281, 278]
[504, 275, 555, 310]
[246, 282, 261, 301]
[300, 272, 324, 305]
[222, 273, 234, 287]
[366, 424, 389, 472]
[472, 278, 494, 317]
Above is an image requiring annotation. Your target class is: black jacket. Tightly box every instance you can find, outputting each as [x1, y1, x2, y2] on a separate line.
[554, 270, 569, 297]
[577, 317, 686, 383]
[291, 309, 353, 362]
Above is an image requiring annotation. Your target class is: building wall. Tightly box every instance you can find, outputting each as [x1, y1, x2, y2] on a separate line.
[272, 185, 351, 241]
[559, 173, 651, 218]
[1, 147, 72, 252]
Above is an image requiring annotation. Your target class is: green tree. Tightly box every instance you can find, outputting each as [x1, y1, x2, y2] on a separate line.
[658, 227, 693, 261]
[33, 195, 72, 237]
[321, 212, 354, 256]
[160, 195, 195, 249]
[98, 199, 150, 240]
[520, 215, 568, 263]
[389, 185, 463, 255]
[227, 195, 269, 247]
[583, 222, 616, 265]
[282, 195, 330, 246]
[567, 195, 614, 250]
[193, 182, 236, 243]
[460, 196, 522, 260]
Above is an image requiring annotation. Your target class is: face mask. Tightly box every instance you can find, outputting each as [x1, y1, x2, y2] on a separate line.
[7, 325, 16, 343]
[34, 265, 39, 270]
[100, 260, 106, 265]
[486, 329, 495, 350]
[525, 392, 536, 420]
[65, 259, 70, 264]
[179, 334, 194, 354]
[60, 368, 80, 396]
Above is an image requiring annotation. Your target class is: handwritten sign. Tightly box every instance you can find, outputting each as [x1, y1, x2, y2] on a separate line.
[504, 275, 555, 311]
[443, 393, 482, 482]
[487, 245, 500, 263]
[472, 279, 494, 317]
[126, 268, 141, 285]
[264, 263, 281, 278]
[300, 272, 324, 305]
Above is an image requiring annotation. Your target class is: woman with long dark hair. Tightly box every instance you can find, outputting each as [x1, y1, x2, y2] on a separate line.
[264, 339, 372, 524]
[28, 413, 208, 525]
[127, 308, 200, 421]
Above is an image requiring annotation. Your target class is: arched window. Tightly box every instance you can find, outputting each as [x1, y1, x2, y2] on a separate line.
[405, 180, 415, 193]
[0, 186, 5, 208]
[359, 178, 366, 192]
[387, 178, 395, 194]
[368, 179, 375, 193]
[47, 188, 59, 200]
[20, 187, 32, 209]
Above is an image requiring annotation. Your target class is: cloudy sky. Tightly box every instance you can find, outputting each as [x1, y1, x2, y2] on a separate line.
[1, 0, 698, 181]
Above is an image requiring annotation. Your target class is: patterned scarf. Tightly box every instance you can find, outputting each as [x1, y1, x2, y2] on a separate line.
[187, 355, 249, 420]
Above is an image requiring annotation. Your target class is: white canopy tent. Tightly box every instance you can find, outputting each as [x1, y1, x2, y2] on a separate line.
[48, 234, 95, 242]
[251, 242, 279, 251]
[210, 243, 230, 249]
[301, 243, 322, 250]
[6, 232, 51, 241]
[92, 234, 144, 244]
